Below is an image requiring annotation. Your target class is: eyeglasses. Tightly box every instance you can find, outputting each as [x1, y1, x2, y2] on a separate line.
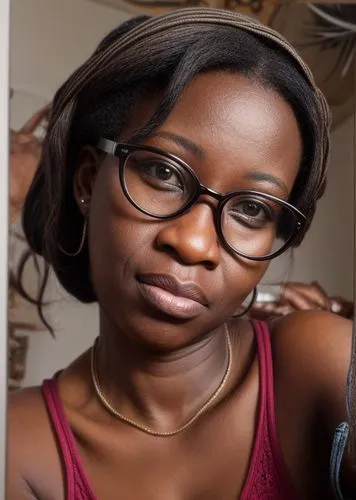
[97, 138, 307, 261]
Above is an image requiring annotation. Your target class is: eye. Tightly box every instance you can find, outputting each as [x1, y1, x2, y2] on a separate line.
[136, 158, 184, 192]
[241, 201, 265, 218]
[227, 198, 275, 229]
[144, 162, 178, 182]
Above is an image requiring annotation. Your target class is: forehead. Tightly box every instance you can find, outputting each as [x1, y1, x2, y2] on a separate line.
[123, 72, 302, 195]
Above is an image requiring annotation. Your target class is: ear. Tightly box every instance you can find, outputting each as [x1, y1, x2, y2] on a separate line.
[73, 146, 101, 213]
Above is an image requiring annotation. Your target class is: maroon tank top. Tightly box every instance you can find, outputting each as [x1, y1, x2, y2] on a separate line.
[41, 320, 297, 499]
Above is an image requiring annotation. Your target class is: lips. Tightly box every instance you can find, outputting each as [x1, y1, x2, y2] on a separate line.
[136, 273, 208, 320]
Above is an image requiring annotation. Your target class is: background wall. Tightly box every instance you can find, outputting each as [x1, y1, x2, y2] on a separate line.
[9, 0, 353, 387]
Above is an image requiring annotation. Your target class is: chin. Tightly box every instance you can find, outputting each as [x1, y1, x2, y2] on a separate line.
[100, 296, 207, 352]
[133, 311, 203, 350]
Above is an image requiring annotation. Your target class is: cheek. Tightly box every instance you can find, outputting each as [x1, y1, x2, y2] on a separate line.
[87, 164, 152, 286]
[222, 256, 269, 310]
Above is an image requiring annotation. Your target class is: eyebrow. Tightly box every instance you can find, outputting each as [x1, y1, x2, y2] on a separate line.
[149, 131, 288, 195]
[152, 131, 205, 159]
[245, 171, 289, 196]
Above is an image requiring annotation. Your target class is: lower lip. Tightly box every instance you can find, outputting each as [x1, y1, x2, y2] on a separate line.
[137, 281, 205, 320]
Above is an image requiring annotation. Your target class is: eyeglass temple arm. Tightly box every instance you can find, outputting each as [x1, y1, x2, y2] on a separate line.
[97, 138, 118, 155]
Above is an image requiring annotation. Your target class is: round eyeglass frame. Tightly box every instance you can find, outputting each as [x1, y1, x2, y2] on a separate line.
[97, 138, 307, 261]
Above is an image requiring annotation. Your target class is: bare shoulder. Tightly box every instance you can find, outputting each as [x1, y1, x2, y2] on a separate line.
[8, 386, 51, 449]
[270, 311, 352, 428]
[268, 312, 356, 493]
[269, 311, 352, 376]
[7, 387, 64, 500]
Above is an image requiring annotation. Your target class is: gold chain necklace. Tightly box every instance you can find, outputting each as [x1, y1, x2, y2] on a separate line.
[90, 326, 233, 437]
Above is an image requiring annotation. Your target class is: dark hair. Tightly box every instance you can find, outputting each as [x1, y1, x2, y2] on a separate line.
[20, 12, 329, 309]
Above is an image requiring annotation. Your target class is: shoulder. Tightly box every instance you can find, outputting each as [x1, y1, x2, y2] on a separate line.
[269, 311, 351, 428]
[8, 386, 49, 469]
[269, 311, 351, 380]
[268, 312, 356, 493]
[7, 386, 65, 499]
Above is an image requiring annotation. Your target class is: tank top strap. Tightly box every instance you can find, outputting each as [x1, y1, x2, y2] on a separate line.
[240, 320, 297, 499]
[42, 376, 97, 500]
[254, 320, 296, 488]
[253, 319, 281, 458]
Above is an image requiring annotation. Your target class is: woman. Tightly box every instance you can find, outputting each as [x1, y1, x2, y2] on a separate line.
[7, 8, 354, 500]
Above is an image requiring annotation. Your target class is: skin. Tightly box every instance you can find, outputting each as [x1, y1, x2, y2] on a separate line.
[7, 72, 354, 499]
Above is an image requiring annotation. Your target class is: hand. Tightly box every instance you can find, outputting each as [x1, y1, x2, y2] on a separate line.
[250, 281, 352, 320]
[10, 105, 50, 222]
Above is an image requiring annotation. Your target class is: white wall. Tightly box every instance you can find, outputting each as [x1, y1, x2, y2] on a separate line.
[9, 0, 353, 387]
[10, 0, 131, 104]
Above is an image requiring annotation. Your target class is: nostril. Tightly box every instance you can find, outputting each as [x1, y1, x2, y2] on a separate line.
[157, 241, 181, 259]
[155, 209, 220, 268]
[204, 260, 217, 271]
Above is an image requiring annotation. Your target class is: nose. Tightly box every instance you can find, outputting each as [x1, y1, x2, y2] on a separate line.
[155, 203, 220, 269]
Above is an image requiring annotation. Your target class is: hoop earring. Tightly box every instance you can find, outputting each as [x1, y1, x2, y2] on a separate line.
[59, 198, 89, 257]
[232, 287, 257, 318]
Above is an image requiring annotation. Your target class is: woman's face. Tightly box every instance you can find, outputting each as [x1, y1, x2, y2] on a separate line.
[76, 72, 302, 350]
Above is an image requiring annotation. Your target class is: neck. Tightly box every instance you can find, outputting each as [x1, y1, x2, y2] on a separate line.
[94, 314, 232, 434]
